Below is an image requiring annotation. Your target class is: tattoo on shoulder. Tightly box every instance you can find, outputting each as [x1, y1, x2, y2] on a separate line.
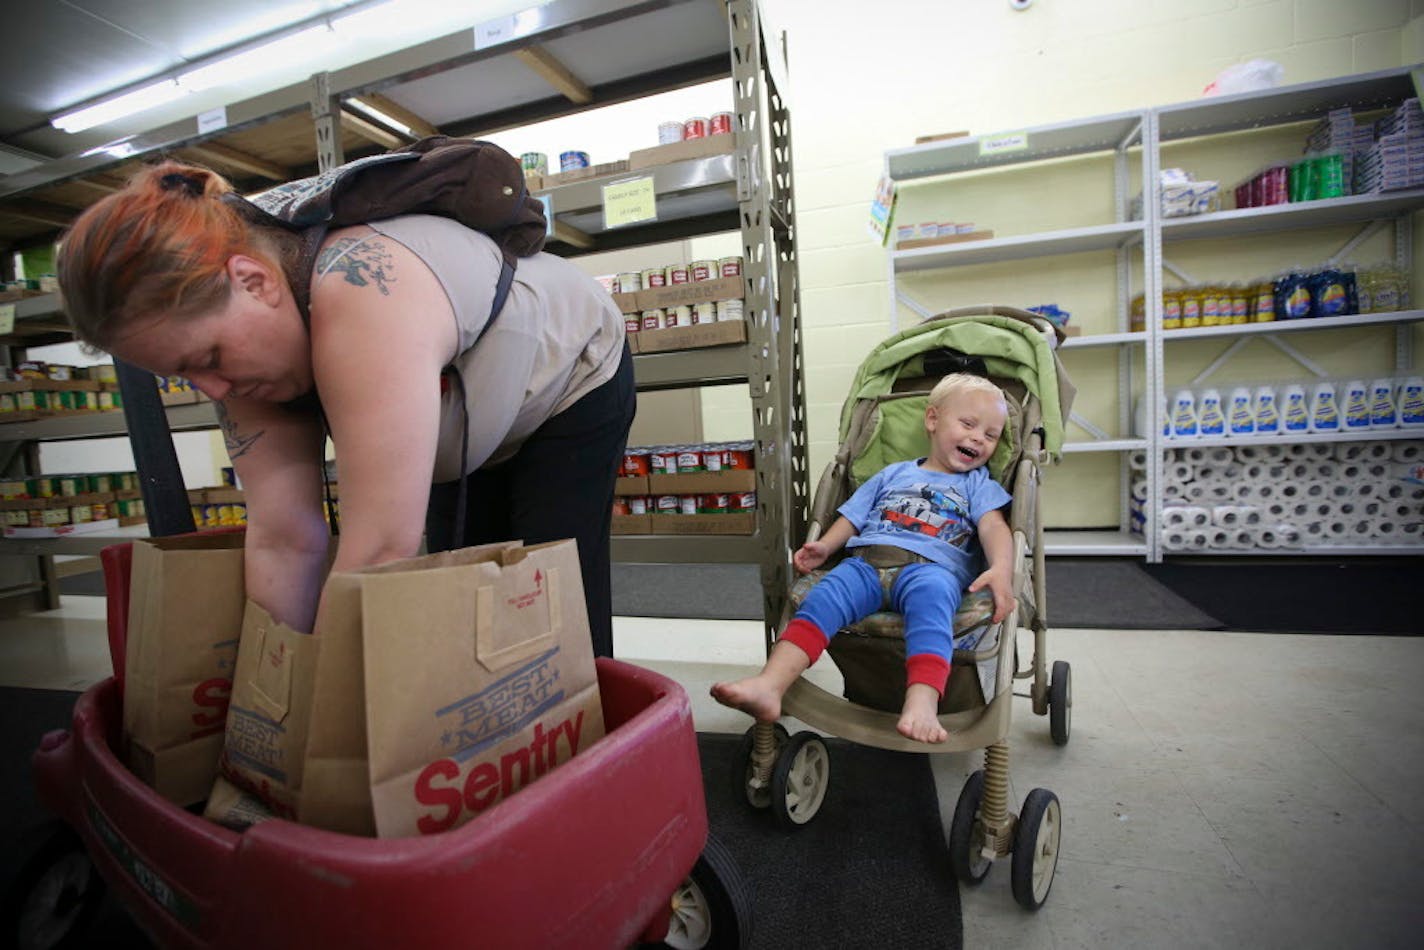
[214, 401, 264, 460]
[316, 237, 397, 296]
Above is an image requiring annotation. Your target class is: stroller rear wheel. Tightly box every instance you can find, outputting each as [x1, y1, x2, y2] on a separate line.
[1010, 788, 1061, 910]
[771, 732, 830, 829]
[1049, 661, 1071, 746]
[731, 723, 789, 810]
[947, 769, 992, 884]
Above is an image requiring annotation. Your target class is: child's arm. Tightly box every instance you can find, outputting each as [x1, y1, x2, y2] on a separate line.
[794, 516, 858, 574]
[968, 508, 1014, 622]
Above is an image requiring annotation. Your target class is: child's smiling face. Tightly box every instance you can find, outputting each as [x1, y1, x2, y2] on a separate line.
[924, 389, 1007, 474]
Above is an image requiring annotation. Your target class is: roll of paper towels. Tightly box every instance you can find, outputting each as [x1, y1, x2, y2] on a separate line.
[1392, 442, 1422, 463]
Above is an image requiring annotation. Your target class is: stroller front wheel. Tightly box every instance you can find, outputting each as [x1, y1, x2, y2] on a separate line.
[771, 732, 830, 829]
[1011, 788, 1062, 910]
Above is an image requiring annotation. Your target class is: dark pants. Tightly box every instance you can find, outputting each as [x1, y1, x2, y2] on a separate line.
[425, 342, 635, 658]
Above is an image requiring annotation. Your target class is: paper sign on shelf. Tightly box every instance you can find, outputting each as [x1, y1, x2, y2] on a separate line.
[979, 132, 1029, 156]
[474, 16, 516, 49]
[602, 176, 657, 230]
[539, 194, 554, 237]
[0, 304, 14, 335]
[197, 107, 228, 135]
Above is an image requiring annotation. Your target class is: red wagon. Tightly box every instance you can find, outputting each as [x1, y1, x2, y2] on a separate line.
[8, 542, 751, 949]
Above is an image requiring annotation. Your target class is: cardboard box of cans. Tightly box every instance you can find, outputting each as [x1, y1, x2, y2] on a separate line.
[627, 132, 736, 171]
[613, 442, 757, 535]
[0, 471, 147, 530]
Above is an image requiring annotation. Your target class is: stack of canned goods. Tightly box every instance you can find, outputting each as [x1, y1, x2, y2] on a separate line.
[191, 499, 249, 529]
[613, 442, 757, 517]
[0, 471, 143, 528]
[657, 112, 735, 144]
[612, 256, 746, 332]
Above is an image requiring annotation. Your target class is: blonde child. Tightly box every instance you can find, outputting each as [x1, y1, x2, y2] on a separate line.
[711, 373, 1015, 743]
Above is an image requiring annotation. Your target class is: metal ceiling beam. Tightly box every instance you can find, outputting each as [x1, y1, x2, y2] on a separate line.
[514, 45, 593, 104]
[181, 141, 291, 181]
[0, 199, 75, 228]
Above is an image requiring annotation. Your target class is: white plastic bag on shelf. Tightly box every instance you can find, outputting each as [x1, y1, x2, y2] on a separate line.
[1203, 60, 1284, 97]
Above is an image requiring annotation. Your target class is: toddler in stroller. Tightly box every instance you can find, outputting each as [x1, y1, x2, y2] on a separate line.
[711, 373, 1017, 742]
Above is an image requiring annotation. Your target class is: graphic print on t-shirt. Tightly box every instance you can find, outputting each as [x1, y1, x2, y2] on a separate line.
[872, 482, 973, 549]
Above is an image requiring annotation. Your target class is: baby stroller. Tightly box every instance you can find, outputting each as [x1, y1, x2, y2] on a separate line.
[731, 305, 1076, 910]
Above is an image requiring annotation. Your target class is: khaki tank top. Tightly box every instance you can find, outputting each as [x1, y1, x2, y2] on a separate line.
[364, 215, 626, 482]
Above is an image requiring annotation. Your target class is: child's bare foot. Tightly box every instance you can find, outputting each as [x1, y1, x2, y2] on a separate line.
[897, 683, 948, 743]
[710, 676, 784, 722]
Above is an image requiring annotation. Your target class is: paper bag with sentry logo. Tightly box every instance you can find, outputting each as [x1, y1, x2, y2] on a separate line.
[122, 531, 245, 806]
[356, 539, 605, 838]
[217, 598, 319, 819]
[296, 539, 521, 835]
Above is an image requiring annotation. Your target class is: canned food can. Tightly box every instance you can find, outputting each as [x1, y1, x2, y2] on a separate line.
[690, 259, 717, 281]
[677, 448, 705, 473]
[32, 477, 57, 498]
[666, 263, 690, 285]
[91, 502, 109, 520]
[622, 450, 651, 476]
[716, 298, 744, 322]
[560, 150, 591, 171]
[641, 309, 665, 331]
[655, 494, 680, 514]
[218, 504, 238, 526]
[658, 121, 684, 144]
[203, 504, 221, 527]
[731, 491, 757, 511]
[650, 447, 680, 474]
[678, 495, 699, 515]
[666, 305, 694, 328]
[616, 271, 642, 294]
[624, 315, 642, 334]
[710, 112, 733, 136]
[221, 466, 236, 487]
[520, 151, 549, 175]
[683, 117, 708, 140]
[698, 493, 729, 514]
[235, 504, 247, 525]
[0, 479, 26, 499]
[692, 301, 717, 325]
[611, 497, 631, 516]
[718, 256, 744, 278]
[628, 496, 649, 515]
[58, 475, 85, 497]
[42, 508, 68, 528]
[702, 447, 724, 471]
[725, 442, 755, 469]
[6, 510, 27, 527]
[70, 504, 93, 524]
[89, 473, 112, 493]
[640, 267, 666, 288]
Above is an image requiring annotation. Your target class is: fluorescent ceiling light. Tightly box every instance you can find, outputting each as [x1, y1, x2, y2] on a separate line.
[179, 25, 340, 92]
[346, 98, 413, 136]
[51, 81, 186, 134]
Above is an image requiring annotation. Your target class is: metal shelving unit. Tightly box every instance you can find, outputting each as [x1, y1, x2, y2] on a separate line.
[0, 0, 809, 632]
[882, 64, 1424, 561]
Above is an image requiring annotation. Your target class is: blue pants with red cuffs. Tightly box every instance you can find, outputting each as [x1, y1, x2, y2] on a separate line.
[781, 556, 960, 695]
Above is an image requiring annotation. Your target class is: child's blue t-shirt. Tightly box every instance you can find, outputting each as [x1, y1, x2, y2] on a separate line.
[839, 459, 1012, 586]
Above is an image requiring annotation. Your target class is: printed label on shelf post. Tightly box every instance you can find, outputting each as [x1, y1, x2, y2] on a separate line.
[0, 304, 13, 335]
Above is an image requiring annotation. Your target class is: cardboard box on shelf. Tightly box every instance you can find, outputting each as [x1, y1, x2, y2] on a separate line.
[648, 470, 756, 494]
[631, 319, 746, 355]
[635, 276, 742, 311]
[540, 159, 631, 188]
[611, 513, 653, 535]
[914, 130, 970, 145]
[612, 292, 640, 313]
[615, 475, 650, 496]
[651, 512, 755, 535]
[627, 133, 736, 171]
[895, 230, 994, 250]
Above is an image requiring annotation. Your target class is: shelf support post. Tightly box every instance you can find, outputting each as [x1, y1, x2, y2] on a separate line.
[310, 71, 345, 173]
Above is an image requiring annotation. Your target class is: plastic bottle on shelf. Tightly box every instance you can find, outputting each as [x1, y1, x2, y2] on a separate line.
[1171, 389, 1199, 438]
[1341, 379, 1370, 430]
[1309, 381, 1340, 433]
[1254, 385, 1281, 434]
[1162, 289, 1182, 330]
[1201, 285, 1222, 327]
[1228, 387, 1255, 435]
[1370, 262, 1400, 313]
[1369, 378, 1398, 428]
[1252, 277, 1276, 322]
[1229, 283, 1250, 324]
[1181, 286, 1202, 328]
[1198, 388, 1226, 436]
[1281, 384, 1311, 434]
[1400, 377, 1424, 427]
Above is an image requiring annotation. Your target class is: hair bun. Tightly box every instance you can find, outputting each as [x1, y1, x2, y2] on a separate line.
[159, 171, 205, 197]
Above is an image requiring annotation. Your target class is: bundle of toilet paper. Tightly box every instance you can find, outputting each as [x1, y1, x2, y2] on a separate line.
[1129, 440, 1424, 550]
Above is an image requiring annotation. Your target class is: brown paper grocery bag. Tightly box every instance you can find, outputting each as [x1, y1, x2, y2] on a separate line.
[122, 531, 245, 806]
[218, 600, 318, 819]
[360, 539, 605, 838]
[298, 540, 522, 836]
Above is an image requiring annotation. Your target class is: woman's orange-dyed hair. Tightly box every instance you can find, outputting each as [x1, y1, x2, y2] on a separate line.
[57, 161, 285, 348]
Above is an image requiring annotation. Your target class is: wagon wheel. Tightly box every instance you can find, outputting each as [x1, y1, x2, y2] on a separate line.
[770, 731, 830, 829]
[1, 824, 105, 950]
[731, 722, 789, 810]
[660, 833, 753, 950]
[1011, 788, 1062, 910]
[1049, 660, 1071, 746]
[947, 769, 992, 884]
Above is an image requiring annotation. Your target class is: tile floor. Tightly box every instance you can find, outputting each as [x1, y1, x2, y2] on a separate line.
[4, 599, 1423, 949]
